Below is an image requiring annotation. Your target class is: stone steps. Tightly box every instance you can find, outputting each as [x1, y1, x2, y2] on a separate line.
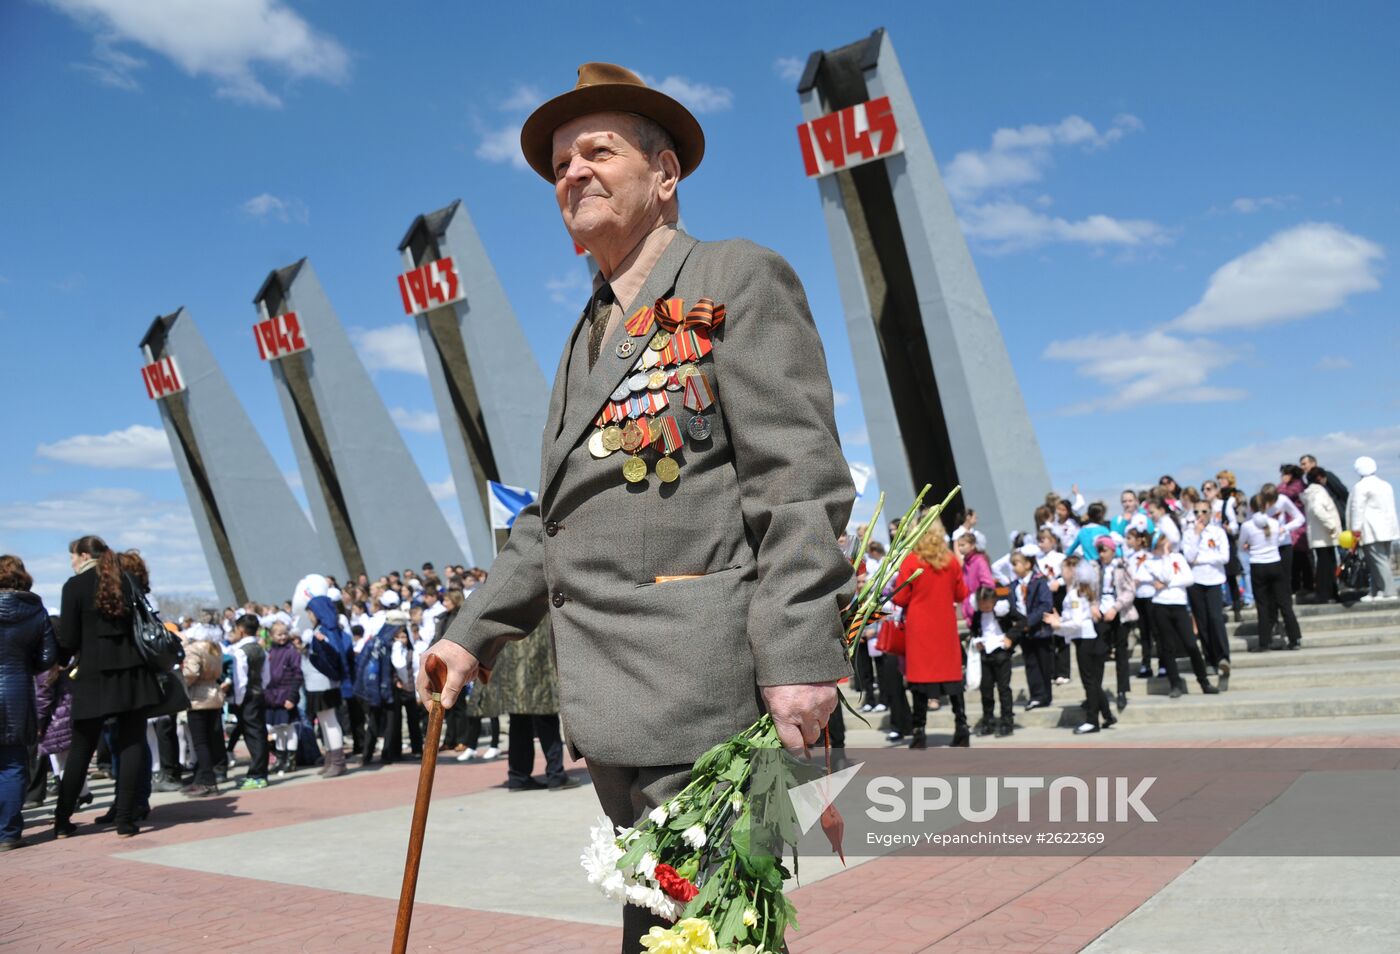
[1228, 602, 1399, 636]
[1015, 684, 1400, 728]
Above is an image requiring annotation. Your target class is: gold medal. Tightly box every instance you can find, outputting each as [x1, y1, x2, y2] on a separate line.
[677, 363, 700, 383]
[648, 330, 672, 351]
[647, 369, 667, 390]
[587, 429, 611, 459]
[601, 425, 623, 452]
[649, 418, 664, 444]
[620, 420, 644, 453]
[655, 456, 680, 483]
[622, 455, 647, 483]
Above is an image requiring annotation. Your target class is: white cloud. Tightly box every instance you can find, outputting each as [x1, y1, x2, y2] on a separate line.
[773, 56, 805, 83]
[72, 32, 146, 90]
[36, 424, 174, 469]
[841, 427, 869, 447]
[428, 476, 456, 502]
[390, 406, 440, 434]
[47, 0, 350, 108]
[832, 389, 852, 408]
[1043, 330, 1246, 414]
[944, 114, 1143, 202]
[351, 324, 426, 375]
[499, 84, 541, 112]
[240, 192, 308, 224]
[1315, 355, 1352, 371]
[642, 74, 733, 114]
[0, 488, 213, 601]
[476, 123, 528, 170]
[1230, 195, 1294, 214]
[1210, 424, 1400, 493]
[546, 269, 591, 307]
[959, 201, 1166, 253]
[1169, 223, 1383, 332]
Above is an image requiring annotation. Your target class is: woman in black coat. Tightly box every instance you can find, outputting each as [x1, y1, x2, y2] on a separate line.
[0, 555, 60, 850]
[54, 535, 160, 839]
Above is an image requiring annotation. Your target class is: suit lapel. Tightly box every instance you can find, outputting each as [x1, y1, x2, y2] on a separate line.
[542, 231, 698, 492]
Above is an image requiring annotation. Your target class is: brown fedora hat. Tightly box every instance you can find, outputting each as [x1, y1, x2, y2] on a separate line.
[519, 62, 705, 183]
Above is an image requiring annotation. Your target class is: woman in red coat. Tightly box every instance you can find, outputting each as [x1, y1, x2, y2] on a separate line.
[893, 520, 970, 749]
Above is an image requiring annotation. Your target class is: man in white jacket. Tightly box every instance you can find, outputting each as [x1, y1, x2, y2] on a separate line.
[1349, 456, 1399, 601]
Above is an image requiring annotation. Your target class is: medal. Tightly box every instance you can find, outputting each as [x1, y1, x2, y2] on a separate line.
[647, 369, 667, 390]
[648, 330, 672, 351]
[622, 455, 647, 483]
[688, 414, 712, 441]
[627, 371, 649, 392]
[601, 425, 623, 452]
[620, 420, 644, 453]
[615, 339, 636, 359]
[610, 382, 630, 401]
[587, 429, 611, 459]
[655, 457, 680, 483]
[677, 363, 700, 384]
[682, 371, 715, 412]
[641, 347, 661, 369]
[624, 305, 655, 338]
[664, 370, 682, 392]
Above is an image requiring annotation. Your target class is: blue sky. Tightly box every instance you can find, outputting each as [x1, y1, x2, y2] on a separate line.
[2, 1, 1397, 601]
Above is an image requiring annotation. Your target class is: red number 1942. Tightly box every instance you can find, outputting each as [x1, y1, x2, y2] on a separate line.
[797, 95, 904, 179]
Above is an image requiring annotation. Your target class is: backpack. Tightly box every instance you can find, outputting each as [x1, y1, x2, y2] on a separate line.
[353, 629, 395, 707]
[1339, 548, 1370, 591]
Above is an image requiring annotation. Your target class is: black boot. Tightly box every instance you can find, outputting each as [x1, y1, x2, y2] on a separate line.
[909, 728, 927, 750]
[950, 695, 971, 747]
[1199, 680, 1220, 695]
[995, 716, 1013, 738]
[974, 717, 995, 737]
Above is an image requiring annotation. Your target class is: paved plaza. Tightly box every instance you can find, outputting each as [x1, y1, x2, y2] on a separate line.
[5, 601, 1400, 952]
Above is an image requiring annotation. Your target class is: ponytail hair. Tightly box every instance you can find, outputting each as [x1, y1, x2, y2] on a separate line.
[69, 534, 127, 619]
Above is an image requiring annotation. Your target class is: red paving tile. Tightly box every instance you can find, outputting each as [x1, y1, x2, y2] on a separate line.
[3, 731, 1394, 952]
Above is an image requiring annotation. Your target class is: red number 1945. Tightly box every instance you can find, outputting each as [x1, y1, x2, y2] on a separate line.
[797, 96, 904, 179]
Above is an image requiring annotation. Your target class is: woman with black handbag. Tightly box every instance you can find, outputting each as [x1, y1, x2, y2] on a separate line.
[53, 536, 160, 839]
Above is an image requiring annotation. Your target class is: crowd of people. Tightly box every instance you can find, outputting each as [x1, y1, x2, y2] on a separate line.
[844, 453, 1399, 744]
[1, 454, 1395, 849]
[0, 545, 574, 852]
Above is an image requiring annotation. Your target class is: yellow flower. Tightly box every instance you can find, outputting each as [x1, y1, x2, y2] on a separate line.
[676, 917, 717, 949]
[639, 919, 718, 953]
[742, 908, 758, 927]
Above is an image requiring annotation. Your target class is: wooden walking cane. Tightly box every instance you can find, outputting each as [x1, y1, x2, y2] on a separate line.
[392, 653, 449, 954]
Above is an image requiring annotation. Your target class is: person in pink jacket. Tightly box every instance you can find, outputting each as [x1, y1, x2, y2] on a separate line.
[955, 533, 996, 625]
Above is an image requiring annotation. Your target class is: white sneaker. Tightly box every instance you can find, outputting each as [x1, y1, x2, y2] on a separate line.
[455, 748, 477, 762]
[480, 746, 501, 760]
[885, 730, 904, 742]
[872, 703, 888, 713]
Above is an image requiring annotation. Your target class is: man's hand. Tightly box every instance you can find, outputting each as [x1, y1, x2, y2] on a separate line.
[1105, 607, 1118, 622]
[417, 639, 479, 709]
[761, 682, 838, 756]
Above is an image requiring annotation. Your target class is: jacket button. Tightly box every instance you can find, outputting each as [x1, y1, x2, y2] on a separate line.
[545, 520, 559, 537]
[551, 592, 566, 608]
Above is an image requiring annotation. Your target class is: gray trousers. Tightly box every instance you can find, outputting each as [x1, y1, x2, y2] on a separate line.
[587, 760, 694, 954]
[1364, 540, 1395, 596]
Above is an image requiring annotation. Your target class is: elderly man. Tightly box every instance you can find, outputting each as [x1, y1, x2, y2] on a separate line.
[419, 64, 854, 948]
[1350, 456, 1399, 602]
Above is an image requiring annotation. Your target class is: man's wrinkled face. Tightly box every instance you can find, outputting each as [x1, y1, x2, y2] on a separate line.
[552, 112, 664, 244]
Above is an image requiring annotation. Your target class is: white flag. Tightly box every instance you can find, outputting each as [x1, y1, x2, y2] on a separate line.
[848, 461, 873, 498]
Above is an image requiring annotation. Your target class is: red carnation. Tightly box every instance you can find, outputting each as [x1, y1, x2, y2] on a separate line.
[653, 863, 699, 902]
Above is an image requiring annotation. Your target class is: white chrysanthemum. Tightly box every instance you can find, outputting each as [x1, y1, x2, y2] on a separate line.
[616, 824, 641, 843]
[730, 792, 744, 812]
[600, 869, 629, 902]
[637, 851, 659, 879]
[581, 815, 624, 887]
[742, 907, 758, 927]
[681, 825, 707, 850]
[648, 805, 669, 826]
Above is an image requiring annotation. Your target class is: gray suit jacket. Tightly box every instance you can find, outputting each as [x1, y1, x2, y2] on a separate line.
[442, 231, 855, 765]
